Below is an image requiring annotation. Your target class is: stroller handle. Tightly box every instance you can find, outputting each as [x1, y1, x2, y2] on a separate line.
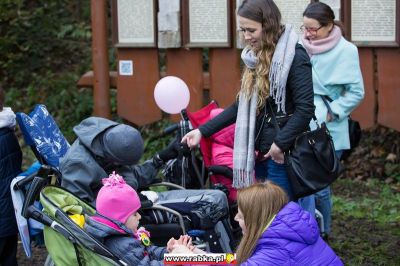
[15, 164, 58, 189]
[26, 205, 53, 227]
[21, 165, 56, 220]
[162, 123, 179, 136]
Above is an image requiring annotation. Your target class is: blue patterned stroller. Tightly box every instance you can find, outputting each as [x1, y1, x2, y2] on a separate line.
[11, 104, 69, 259]
[16, 104, 70, 169]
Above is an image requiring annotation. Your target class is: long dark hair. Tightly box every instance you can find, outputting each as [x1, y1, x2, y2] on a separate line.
[237, 0, 283, 109]
[303, 2, 344, 34]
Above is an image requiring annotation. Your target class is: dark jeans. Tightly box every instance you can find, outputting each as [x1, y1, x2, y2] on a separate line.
[0, 234, 18, 266]
[255, 158, 294, 201]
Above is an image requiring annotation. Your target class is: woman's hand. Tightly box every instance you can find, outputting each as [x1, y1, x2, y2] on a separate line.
[181, 129, 202, 149]
[326, 112, 333, 122]
[265, 143, 284, 164]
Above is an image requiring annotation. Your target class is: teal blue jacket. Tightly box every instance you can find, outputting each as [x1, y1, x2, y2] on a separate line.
[306, 37, 364, 150]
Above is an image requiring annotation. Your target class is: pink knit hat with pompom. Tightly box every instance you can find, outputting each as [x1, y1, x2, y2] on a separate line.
[96, 172, 141, 223]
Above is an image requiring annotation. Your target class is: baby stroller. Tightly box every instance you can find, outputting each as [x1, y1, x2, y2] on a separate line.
[13, 166, 129, 265]
[157, 102, 241, 243]
[161, 101, 234, 195]
[11, 104, 69, 260]
[12, 104, 235, 263]
[186, 101, 237, 203]
[160, 111, 205, 190]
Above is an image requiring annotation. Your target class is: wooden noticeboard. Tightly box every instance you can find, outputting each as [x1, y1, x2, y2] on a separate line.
[274, 0, 315, 34]
[182, 0, 231, 47]
[343, 0, 400, 47]
[111, 0, 157, 47]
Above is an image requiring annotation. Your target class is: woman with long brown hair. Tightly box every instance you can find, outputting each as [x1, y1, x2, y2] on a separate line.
[182, 0, 315, 200]
[234, 182, 342, 265]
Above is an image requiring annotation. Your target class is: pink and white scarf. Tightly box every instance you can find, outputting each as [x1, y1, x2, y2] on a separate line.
[301, 25, 342, 57]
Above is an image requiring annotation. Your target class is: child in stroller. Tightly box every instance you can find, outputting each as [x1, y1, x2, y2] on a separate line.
[85, 172, 195, 265]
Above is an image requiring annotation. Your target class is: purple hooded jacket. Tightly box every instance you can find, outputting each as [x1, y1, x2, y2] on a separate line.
[242, 202, 343, 266]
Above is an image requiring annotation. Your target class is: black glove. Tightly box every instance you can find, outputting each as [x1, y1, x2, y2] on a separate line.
[153, 139, 179, 168]
[180, 142, 191, 157]
[157, 138, 180, 162]
[153, 139, 192, 168]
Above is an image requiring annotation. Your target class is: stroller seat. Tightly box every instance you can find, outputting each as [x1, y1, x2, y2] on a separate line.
[186, 101, 237, 202]
[16, 104, 70, 168]
[40, 184, 127, 266]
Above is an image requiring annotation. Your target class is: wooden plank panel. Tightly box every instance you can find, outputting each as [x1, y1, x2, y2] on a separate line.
[209, 48, 241, 108]
[209, 0, 241, 108]
[377, 48, 400, 131]
[351, 48, 375, 129]
[165, 48, 203, 119]
[77, 71, 118, 88]
[116, 48, 162, 126]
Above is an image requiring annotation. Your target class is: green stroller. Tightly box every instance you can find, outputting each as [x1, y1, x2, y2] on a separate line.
[40, 184, 129, 266]
[14, 165, 194, 265]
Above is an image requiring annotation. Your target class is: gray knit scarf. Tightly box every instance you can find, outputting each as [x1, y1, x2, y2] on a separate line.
[233, 24, 298, 189]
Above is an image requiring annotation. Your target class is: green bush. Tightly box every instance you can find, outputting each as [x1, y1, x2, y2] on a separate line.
[0, 0, 93, 141]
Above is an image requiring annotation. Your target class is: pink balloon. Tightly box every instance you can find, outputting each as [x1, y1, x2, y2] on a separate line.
[154, 76, 190, 114]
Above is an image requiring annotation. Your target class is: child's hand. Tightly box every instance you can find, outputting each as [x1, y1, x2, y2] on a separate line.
[166, 235, 191, 252]
[176, 235, 192, 247]
[166, 237, 177, 253]
[191, 246, 206, 254]
[170, 244, 193, 254]
[168, 235, 206, 254]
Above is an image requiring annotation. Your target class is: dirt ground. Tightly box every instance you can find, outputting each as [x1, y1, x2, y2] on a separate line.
[329, 179, 400, 265]
[16, 243, 47, 266]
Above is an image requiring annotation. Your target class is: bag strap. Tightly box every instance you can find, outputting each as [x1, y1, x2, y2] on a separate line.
[267, 99, 319, 130]
[267, 99, 281, 132]
[95, 212, 133, 236]
[320, 95, 335, 117]
[321, 95, 356, 121]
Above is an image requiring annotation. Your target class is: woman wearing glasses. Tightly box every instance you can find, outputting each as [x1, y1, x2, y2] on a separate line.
[299, 2, 365, 241]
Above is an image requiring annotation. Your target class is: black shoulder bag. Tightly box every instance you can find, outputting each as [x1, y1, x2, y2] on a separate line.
[267, 101, 344, 199]
[321, 95, 361, 160]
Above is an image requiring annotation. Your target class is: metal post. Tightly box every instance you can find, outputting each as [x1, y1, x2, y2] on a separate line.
[91, 0, 111, 118]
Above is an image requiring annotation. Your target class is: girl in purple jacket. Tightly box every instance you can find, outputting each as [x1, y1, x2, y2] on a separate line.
[234, 181, 343, 265]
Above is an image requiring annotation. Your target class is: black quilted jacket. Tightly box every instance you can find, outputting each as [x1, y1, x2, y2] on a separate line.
[0, 127, 22, 237]
[200, 44, 315, 153]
